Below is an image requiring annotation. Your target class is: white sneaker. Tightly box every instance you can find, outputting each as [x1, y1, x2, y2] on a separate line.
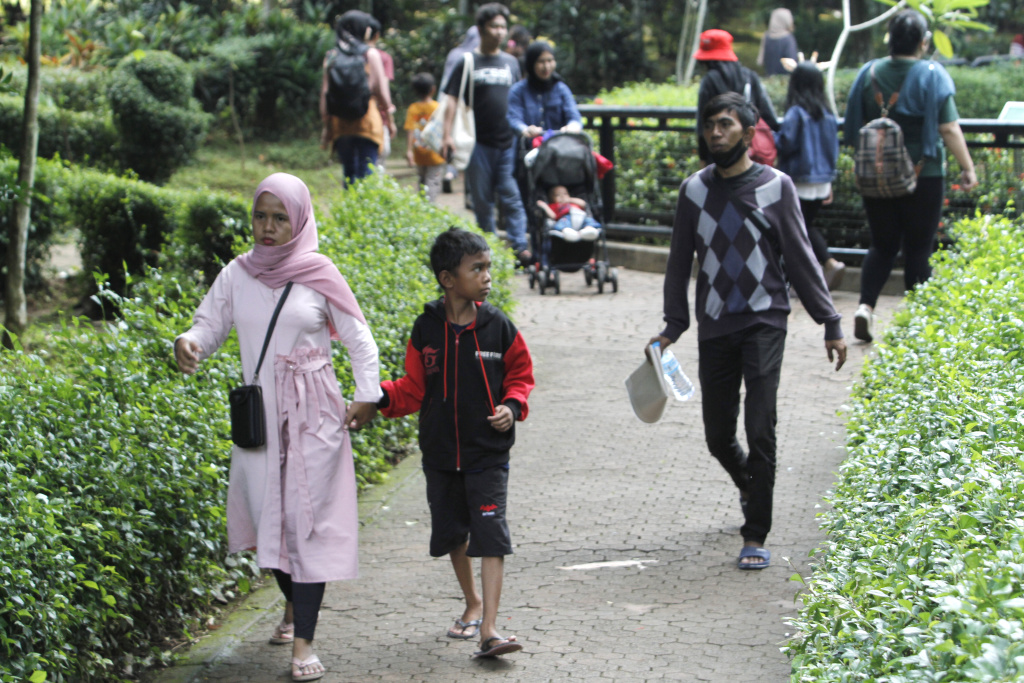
[578, 226, 600, 241]
[854, 304, 873, 342]
[559, 228, 581, 242]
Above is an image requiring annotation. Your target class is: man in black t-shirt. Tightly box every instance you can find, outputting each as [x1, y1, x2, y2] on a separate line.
[442, 3, 530, 264]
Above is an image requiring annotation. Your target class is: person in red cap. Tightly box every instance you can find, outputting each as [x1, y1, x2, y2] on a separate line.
[694, 29, 780, 166]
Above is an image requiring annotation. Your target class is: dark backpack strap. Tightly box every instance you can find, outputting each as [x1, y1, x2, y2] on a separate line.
[252, 281, 293, 383]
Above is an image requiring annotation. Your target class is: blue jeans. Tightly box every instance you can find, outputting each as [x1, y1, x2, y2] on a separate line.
[334, 136, 378, 187]
[698, 324, 787, 545]
[467, 143, 528, 253]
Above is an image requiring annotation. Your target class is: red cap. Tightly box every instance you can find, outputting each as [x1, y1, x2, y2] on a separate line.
[694, 29, 738, 62]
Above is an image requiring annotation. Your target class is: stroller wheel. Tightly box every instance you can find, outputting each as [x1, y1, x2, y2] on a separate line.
[584, 265, 593, 286]
[527, 264, 537, 289]
[610, 268, 619, 293]
[538, 267, 549, 295]
[596, 262, 607, 294]
[552, 269, 561, 295]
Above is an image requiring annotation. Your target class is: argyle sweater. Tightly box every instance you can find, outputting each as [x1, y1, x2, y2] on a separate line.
[661, 164, 843, 343]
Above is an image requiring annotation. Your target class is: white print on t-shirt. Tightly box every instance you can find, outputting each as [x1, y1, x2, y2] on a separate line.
[476, 350, 502, 361]
[473, 66, 514, 87]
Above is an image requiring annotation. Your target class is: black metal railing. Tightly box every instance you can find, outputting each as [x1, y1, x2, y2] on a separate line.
[578, 104, 1024, 255]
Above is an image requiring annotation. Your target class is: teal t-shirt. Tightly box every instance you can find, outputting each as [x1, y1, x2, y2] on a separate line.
[858, 57, 959, 177]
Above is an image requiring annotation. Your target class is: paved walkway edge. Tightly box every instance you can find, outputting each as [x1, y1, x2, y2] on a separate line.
[151, 451, 425, 683]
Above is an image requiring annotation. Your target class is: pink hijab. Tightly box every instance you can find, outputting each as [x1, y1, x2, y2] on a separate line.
[235, 173, 366, 336]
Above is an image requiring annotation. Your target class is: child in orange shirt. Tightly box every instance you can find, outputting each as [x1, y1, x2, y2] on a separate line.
[404, 73, 447, 202]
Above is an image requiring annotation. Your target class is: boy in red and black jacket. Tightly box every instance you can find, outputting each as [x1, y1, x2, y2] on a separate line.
[378, 227, 534, 658]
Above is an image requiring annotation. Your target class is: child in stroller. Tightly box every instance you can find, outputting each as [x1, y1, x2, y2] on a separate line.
[523, 132, 618, 295]
[536, 185, 601, 243]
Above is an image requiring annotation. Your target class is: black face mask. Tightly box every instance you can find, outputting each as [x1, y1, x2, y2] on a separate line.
[709, 137, 749, 170]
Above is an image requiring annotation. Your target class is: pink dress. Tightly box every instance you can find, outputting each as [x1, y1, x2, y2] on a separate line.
[179, 259, 381, 583]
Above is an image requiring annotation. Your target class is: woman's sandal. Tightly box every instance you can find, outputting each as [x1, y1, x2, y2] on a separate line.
[447, 617, 482, 639]
[269, 620, 294, 645]
[291, 654, 325, 682]
[473, 635, 522, 657]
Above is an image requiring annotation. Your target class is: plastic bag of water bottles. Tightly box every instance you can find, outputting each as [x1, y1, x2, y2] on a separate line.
[652, 342, 694, 401]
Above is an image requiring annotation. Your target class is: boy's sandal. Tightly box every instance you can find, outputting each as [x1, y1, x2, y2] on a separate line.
[447, 618, 482, 639]
[291, 654, 325, 682]
[269, 620, 294, 645]
[737, 546, 771, 570]
[473, 635, 522, 657]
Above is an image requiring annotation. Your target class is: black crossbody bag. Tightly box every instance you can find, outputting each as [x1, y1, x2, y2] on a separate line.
[229, 282, 293, 448]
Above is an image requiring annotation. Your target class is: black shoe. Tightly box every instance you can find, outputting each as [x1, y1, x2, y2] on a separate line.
[442, 178, 452, 194]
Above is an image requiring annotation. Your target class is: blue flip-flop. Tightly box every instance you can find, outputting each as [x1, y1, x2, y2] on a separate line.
[447, 618, 481, 639]
[737, 546, 770, 570]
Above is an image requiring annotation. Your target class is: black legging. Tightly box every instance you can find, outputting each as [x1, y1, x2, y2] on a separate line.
[859, 176, 945, 307]
[273, 569, 325, 641]
[798, 198, 830, 265]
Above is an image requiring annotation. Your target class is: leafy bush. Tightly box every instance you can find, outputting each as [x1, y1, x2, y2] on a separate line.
[0, 155, 71, 296]
[67, 169, 178, 298]
[106, 51, 210, 183]
[0, 272, 255, 682]
[0, 94, 118, 168]
[0, 170, 518, 681]
[169, 191, 252, 286]
[787, 212, 1024, 680]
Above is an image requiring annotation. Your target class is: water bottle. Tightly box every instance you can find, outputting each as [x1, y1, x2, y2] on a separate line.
[651, 342, 695, 401]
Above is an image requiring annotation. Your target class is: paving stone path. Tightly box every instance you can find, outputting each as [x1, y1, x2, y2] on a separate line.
[156, 256, 896, 682]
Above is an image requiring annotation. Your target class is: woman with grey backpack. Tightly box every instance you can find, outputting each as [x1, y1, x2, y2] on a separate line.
[843, 10, 977, 342]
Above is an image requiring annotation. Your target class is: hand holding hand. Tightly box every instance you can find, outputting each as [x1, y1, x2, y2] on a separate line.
[174, 338, 203, 375]
[826, 338, 847, 372]
[488, 404, 515, 432]
[345, 401, 377, 431]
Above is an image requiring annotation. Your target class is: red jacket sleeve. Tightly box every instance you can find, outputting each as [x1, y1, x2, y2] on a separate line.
[501, 332, 534, 421]
[380, 339, 426, 418]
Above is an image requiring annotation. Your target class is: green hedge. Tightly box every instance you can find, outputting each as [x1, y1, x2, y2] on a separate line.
[0, 94, 118, 168]
[0, 155, 72, 296]
[787, 213, 1024, 680]
[0, 170, 516, 682]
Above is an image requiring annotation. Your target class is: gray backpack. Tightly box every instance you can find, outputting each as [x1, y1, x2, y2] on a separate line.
[853, 63, 921, 198]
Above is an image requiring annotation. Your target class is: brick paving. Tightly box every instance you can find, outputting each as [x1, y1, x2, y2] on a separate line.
[155, 241, 898, 682]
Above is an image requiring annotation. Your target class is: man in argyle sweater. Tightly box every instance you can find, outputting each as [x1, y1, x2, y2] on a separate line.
[650, 92, 847, 570]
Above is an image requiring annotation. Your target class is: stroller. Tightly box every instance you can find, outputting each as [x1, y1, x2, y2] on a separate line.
[523, 132, 618, 295]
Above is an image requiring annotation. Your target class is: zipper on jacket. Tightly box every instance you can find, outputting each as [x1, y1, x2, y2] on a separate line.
[453, 329, 461, 471]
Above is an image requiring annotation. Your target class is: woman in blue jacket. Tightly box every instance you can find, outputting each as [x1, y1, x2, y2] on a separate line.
[775, 61, 844, 289]
[507, 41, 582, 140]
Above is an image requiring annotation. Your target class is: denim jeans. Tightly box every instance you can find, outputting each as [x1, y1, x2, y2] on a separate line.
[698, 324, 787, 545]
[467, 142, 528, 252]
[334, 136, 378, 187]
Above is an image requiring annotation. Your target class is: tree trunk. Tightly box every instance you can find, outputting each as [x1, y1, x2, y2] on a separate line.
[682, 0, 708, 84]
[5, 0, 41, 345]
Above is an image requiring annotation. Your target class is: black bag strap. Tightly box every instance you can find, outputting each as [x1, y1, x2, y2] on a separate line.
[252, 281, 293, 384]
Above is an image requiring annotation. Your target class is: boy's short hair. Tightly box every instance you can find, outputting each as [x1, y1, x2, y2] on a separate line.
[702, 92, 758, 130]
[508, 25, 532, 46]
[430, 227, 490, 285]
[411, 72, 435, 98]
[476, 3, 510, 30]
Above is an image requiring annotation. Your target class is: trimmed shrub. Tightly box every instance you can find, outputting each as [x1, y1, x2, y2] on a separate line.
[0, 170, 517, 681]
[0, 94, 118, 168]
[68, 170, 178, 298]
[106, 51, 210, 183]
[787, 213, 1024, 680]
[0, 155, 71, 295]
[169, 191, 252, 286]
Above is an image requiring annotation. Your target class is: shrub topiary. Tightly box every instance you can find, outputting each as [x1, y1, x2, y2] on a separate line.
[0, 94, 119, 169]
[106, 51, 210, 183]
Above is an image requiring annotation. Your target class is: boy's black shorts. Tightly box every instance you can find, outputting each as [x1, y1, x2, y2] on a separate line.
[424, 465, 512, 558]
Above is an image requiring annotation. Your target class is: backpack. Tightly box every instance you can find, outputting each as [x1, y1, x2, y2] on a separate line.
[325, 41, 371, 121]
[853, 62, 920, 198]
[743, 82, 777, 166]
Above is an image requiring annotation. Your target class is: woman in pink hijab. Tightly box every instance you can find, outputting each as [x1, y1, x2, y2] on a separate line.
[174, 173, 381, 681]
